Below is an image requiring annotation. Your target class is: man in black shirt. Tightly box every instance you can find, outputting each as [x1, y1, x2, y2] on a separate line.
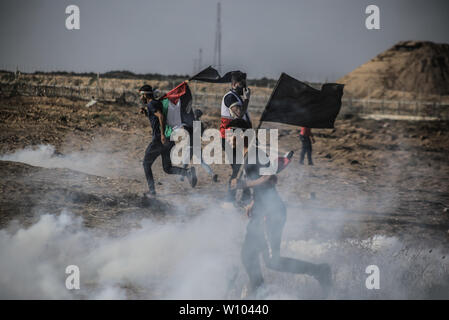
[229, 124, 332, 298]
[139, 85, 197, 197]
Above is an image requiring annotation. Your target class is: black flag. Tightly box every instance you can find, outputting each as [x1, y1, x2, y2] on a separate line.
[260, 73, 344, 128]
[190, 66, 237, 83]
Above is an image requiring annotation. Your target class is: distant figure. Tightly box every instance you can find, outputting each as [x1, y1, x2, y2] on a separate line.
[299, 127, 315, 165]
[85, 96, 97, 108]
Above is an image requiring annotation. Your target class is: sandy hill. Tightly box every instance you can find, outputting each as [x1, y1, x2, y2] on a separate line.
[338, 41, 449, 102]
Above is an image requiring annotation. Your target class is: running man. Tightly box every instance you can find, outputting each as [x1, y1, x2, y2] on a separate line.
[229, 123, 331, 298]
[220, 71, 252, 200]
[139, 84, 197, 197]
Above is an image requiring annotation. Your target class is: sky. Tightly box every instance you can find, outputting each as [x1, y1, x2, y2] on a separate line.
[0, 0, 448, 82]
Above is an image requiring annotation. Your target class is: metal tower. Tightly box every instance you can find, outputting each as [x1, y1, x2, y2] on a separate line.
[213, 2, 222, 73]
[198, 48, 202, 72]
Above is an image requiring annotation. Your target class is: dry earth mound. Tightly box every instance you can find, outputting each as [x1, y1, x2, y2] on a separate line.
[339, 41, 449, 102]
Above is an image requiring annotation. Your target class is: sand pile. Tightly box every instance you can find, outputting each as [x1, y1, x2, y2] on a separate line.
[339, 41, 449, 102]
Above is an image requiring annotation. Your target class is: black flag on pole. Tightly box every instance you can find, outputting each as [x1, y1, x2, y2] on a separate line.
[260, 73, 344, 128]
[190, 66, 239, 83]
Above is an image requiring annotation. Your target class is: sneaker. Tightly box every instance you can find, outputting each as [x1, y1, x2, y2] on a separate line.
[143, 190, 156, 198]
[187, 167, 197, 188]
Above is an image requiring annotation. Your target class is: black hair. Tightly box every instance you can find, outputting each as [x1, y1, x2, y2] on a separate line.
[139, 84, 153, 92]
[139, 84, 154, 99]
[231, 71, 247, 83]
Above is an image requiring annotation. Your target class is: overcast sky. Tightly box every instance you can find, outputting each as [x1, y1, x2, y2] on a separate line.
[0, 0, 448, 81]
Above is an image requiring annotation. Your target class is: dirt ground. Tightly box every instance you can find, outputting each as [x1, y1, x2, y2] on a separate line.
[1, 94, 448, 248]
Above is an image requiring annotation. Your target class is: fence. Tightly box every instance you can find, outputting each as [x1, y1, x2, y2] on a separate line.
[342, 97, 449, 120]
[1, 82, 448, 120]
[0, 82, 137, 104]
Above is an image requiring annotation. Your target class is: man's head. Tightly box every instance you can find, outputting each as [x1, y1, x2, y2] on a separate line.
[139, 84, 154, 104]
[231, 71, 247, 95]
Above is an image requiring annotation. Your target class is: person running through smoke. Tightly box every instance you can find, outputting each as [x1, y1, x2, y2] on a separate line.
[229, 121, 331, 298]
[220, 71, 252, 201]
[139, 84, 197, 197]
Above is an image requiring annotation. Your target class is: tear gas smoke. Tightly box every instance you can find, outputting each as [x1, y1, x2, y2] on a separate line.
[0, 145, 448, 299]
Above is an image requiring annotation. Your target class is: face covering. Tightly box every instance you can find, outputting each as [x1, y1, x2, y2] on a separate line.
[234, 85, 244, 95]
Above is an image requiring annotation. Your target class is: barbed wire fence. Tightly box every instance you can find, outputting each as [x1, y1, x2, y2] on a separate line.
[1, 81, 448, 121]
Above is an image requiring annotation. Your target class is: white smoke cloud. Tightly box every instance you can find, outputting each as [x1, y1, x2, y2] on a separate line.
[0, 209, 246, 299]
[0, 144, 128, 177]
[1, 144, 448, 300]
[1, 209, 447, 299]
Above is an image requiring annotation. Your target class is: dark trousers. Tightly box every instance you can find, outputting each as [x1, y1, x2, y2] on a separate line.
[182, 126, 214, 176]
[241, 202, 319, 292]
[143, 139, 188, 192]
[300, 135, 313, 164]
[221, 138, 242, 199]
